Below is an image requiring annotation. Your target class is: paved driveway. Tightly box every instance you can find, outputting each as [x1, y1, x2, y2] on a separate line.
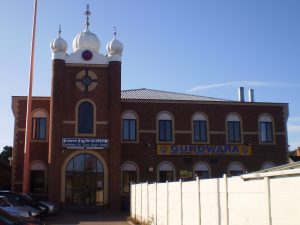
[44, 212, 129, 225]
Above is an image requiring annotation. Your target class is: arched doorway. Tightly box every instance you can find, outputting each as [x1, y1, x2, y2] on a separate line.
[65, 153, 104, 205]
[30, 161, 47, 196]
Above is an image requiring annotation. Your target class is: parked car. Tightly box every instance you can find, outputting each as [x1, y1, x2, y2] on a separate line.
[0, 192, 48, 217]
[21, 194, 58, 214]
[0, 196, 41, 219]
[0, 208, 44, 225]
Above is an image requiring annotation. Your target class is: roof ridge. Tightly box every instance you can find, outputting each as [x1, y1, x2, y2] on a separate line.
[121, 88, 147, 92]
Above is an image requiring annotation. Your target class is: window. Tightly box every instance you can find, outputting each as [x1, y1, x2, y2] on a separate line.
[30, 162, 46, 194]
[158, 161, 175, 182]
[194, 162, 210, 179]
[261, 161, 275, 170]
[158, 113, 173, 142]
[122, 162, 137, 193]
[78, 101, 94, 134]
[65, 154, 104, 205]
[259, 115, 274, 143]
[227, 114, 241, 143]
[32, 111, 47, 140]
[122, 112, 137, 141]
[228, 162, 245, 176]
[193, 113, 208, 142]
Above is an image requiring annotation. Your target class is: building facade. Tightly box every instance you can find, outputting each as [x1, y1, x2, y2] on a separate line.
[0, 159, 11, 190]
[11, 7, 289, 211]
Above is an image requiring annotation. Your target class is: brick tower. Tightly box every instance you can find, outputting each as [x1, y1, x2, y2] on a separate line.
[48, 5, 123, 211]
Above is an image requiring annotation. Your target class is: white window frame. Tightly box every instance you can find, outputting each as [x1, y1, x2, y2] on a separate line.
[193, 161, 210, 179]
[157, 161, 176, 182]
[226, 113, 243, 144]
[258, 114, 275, 144]
[261, 161, 276, 170]
[192, 112, 209, 144]
[121, 161, 139, 194]
[31, 109, 48, 141]
[122, 111, 138, 142]
[227, 161, 245, 176]
[157, 112, 174, 143]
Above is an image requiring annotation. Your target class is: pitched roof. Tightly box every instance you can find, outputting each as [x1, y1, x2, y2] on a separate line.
[121, 88, 231, 102]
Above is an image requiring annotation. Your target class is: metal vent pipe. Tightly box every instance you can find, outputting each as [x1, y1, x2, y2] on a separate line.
[238, 87, 245, 102]
[249, 89, 254, 102]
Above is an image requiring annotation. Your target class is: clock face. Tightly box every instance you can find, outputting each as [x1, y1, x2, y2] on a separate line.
[82, 50, 93, 61]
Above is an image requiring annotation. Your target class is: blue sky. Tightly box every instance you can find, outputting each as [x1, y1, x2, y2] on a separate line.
[0, 0, 300, 150]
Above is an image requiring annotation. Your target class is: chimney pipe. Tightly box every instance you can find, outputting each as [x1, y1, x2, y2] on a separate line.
[238, 87, 245, 102]
[249, 89, 254, 102]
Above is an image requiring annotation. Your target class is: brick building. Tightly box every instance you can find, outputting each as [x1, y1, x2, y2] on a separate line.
[11, 7, 289, 211]
[0, 159, 11, 190]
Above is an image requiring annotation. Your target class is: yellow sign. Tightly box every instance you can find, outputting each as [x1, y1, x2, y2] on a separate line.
[180, 170, 193, 178]
[157, 144, 251, 156]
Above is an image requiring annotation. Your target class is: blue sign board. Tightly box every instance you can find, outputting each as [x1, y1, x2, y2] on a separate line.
[62, 138, 109, 149]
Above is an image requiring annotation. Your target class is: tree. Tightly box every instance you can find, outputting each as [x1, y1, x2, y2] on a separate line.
[0, 146, 12, 161]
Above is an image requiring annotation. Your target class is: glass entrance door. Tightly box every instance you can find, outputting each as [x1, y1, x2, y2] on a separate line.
[65, 154, 104, 205]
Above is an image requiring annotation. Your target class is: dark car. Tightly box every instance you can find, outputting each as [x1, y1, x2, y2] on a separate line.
[21, 194, 58, 214]
[0, 196, 41, 219]
[0, 208, 44, 225]
[0, 192, 48, 217]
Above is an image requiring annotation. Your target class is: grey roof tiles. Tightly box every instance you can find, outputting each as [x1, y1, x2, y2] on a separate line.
[121, 88, 231, 102]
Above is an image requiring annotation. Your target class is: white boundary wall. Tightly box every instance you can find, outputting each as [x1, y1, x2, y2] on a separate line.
[131, 174, 300, 225]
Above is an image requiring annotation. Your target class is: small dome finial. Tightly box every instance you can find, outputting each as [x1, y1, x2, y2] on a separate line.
[58, 24, 61, 37]
[85, 4, 91, 28]
[106, 26, 123, 61]
[113, 26, 117, 38]
[51, 24, 68, 54]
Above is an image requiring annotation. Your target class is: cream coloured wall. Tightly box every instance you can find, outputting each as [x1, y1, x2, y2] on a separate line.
[131, 171, 300, 225]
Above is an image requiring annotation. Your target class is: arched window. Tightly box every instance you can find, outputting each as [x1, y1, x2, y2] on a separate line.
[30, 162, 46, 194]
[261, 161, 275, 170]
[121, 162, 138, 193]
[228, 162, 245, 176]
[226, 114, 241, 143]
[192, 113, 208, 142]
[158, 112, 173, 142]
[158, 161, 175, 182]
[32, 110, 47, 140]
[259, 114, 274, 143]
[65, 154, 104, 205]
[193, 161, 210, 179]
[122, 112, 137, 141]
[78, 101, 94, 134]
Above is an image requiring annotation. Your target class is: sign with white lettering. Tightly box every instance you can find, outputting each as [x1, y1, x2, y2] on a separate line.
[62, 138, 109, 149]
[157, 144, 251, 156]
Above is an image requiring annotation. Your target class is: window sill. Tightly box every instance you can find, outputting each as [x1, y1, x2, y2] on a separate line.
[75, 133, 96, 137]
[157, 141, 175, 144]
[226, 141, 244, 145]
[259, 142, 276, 145]
[31, 139, 48, 143]
[192, 141, 210, 145]
[121, 140, 139, 144]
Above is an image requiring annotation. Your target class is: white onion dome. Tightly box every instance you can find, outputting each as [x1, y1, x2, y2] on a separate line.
[50, 32, 67, 52]
[72, 27, 100, 53]
[72, 5, 100, 53]
[106, 32, 123, 55]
